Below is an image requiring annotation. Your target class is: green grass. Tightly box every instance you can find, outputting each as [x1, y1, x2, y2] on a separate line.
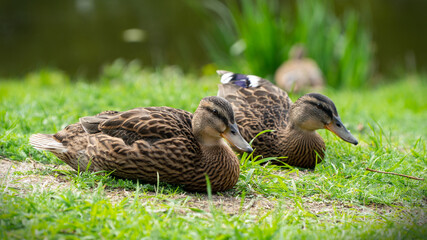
[1, 64, 427, 239]
[200, 0, 373, 88]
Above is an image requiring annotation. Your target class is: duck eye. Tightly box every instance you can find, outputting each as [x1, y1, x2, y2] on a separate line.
[212, 109, 218, 115]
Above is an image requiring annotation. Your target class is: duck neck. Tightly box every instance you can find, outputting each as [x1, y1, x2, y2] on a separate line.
[276, 123, 326, 168]
[194, 140, 240, 192]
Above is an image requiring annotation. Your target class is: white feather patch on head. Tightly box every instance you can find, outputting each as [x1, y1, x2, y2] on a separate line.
[220, 72, 235, 84]
[247, 75, 261, 87]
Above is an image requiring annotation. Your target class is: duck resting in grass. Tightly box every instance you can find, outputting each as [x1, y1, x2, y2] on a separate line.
[274, 44, 325, 92]
[217, 70, 358, 169]
[30, 96, 253, 192]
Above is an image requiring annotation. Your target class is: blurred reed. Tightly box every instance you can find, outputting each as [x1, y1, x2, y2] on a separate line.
[200, 0, 373, 88]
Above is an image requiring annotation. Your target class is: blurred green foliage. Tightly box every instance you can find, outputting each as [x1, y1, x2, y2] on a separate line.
[201, 0, 373, 88]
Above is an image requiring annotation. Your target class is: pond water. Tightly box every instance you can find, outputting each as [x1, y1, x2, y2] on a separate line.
[1, 0, 426, 78]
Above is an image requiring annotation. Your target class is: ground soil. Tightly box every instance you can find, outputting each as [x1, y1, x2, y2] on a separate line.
[1, 158, 425, 224]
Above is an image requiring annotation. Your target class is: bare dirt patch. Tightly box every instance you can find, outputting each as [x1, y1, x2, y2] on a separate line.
[0, 158, 415, 220]
[0, 158, 74, 195]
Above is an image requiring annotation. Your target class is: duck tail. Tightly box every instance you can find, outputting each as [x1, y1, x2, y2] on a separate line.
[29, 133, 67, 153]
[217, 70, 261, 88]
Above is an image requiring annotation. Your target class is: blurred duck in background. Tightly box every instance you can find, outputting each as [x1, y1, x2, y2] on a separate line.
[274, 44, 325, 92]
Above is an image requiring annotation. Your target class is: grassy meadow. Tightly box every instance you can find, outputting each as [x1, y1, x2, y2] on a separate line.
[1, 63, 427, 239]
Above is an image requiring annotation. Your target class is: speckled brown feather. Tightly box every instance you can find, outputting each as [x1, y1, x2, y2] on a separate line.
[30, 101, 241, 192]
[218, 72, 326, 168]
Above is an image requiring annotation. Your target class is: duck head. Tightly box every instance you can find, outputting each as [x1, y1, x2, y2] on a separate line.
[289, 93, 358, 145]
[193, 96, 253, 153]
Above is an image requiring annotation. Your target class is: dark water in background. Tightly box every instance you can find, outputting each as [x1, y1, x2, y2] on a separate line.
[1, 0, 427, 78]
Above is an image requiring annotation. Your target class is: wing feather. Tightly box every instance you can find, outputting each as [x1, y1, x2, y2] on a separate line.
[81, 107, 193, 145]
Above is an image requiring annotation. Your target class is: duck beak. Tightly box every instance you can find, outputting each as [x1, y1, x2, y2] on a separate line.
[325, 116, 358, 145]
[221, 123, 253, 153]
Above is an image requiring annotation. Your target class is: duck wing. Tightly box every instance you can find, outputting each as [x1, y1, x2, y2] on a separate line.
[80, 107, 194, 145]
[79, 107, 201, 184]
[217, 71, 292, 138]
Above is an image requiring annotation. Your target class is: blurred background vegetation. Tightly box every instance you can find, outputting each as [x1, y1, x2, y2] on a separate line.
[1, 0, 426, 88]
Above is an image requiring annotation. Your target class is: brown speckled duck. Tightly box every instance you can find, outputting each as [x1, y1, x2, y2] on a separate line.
[275, 44, 324, 92]
[29, 96, 253, 192]
[217, 70, 358, 169]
